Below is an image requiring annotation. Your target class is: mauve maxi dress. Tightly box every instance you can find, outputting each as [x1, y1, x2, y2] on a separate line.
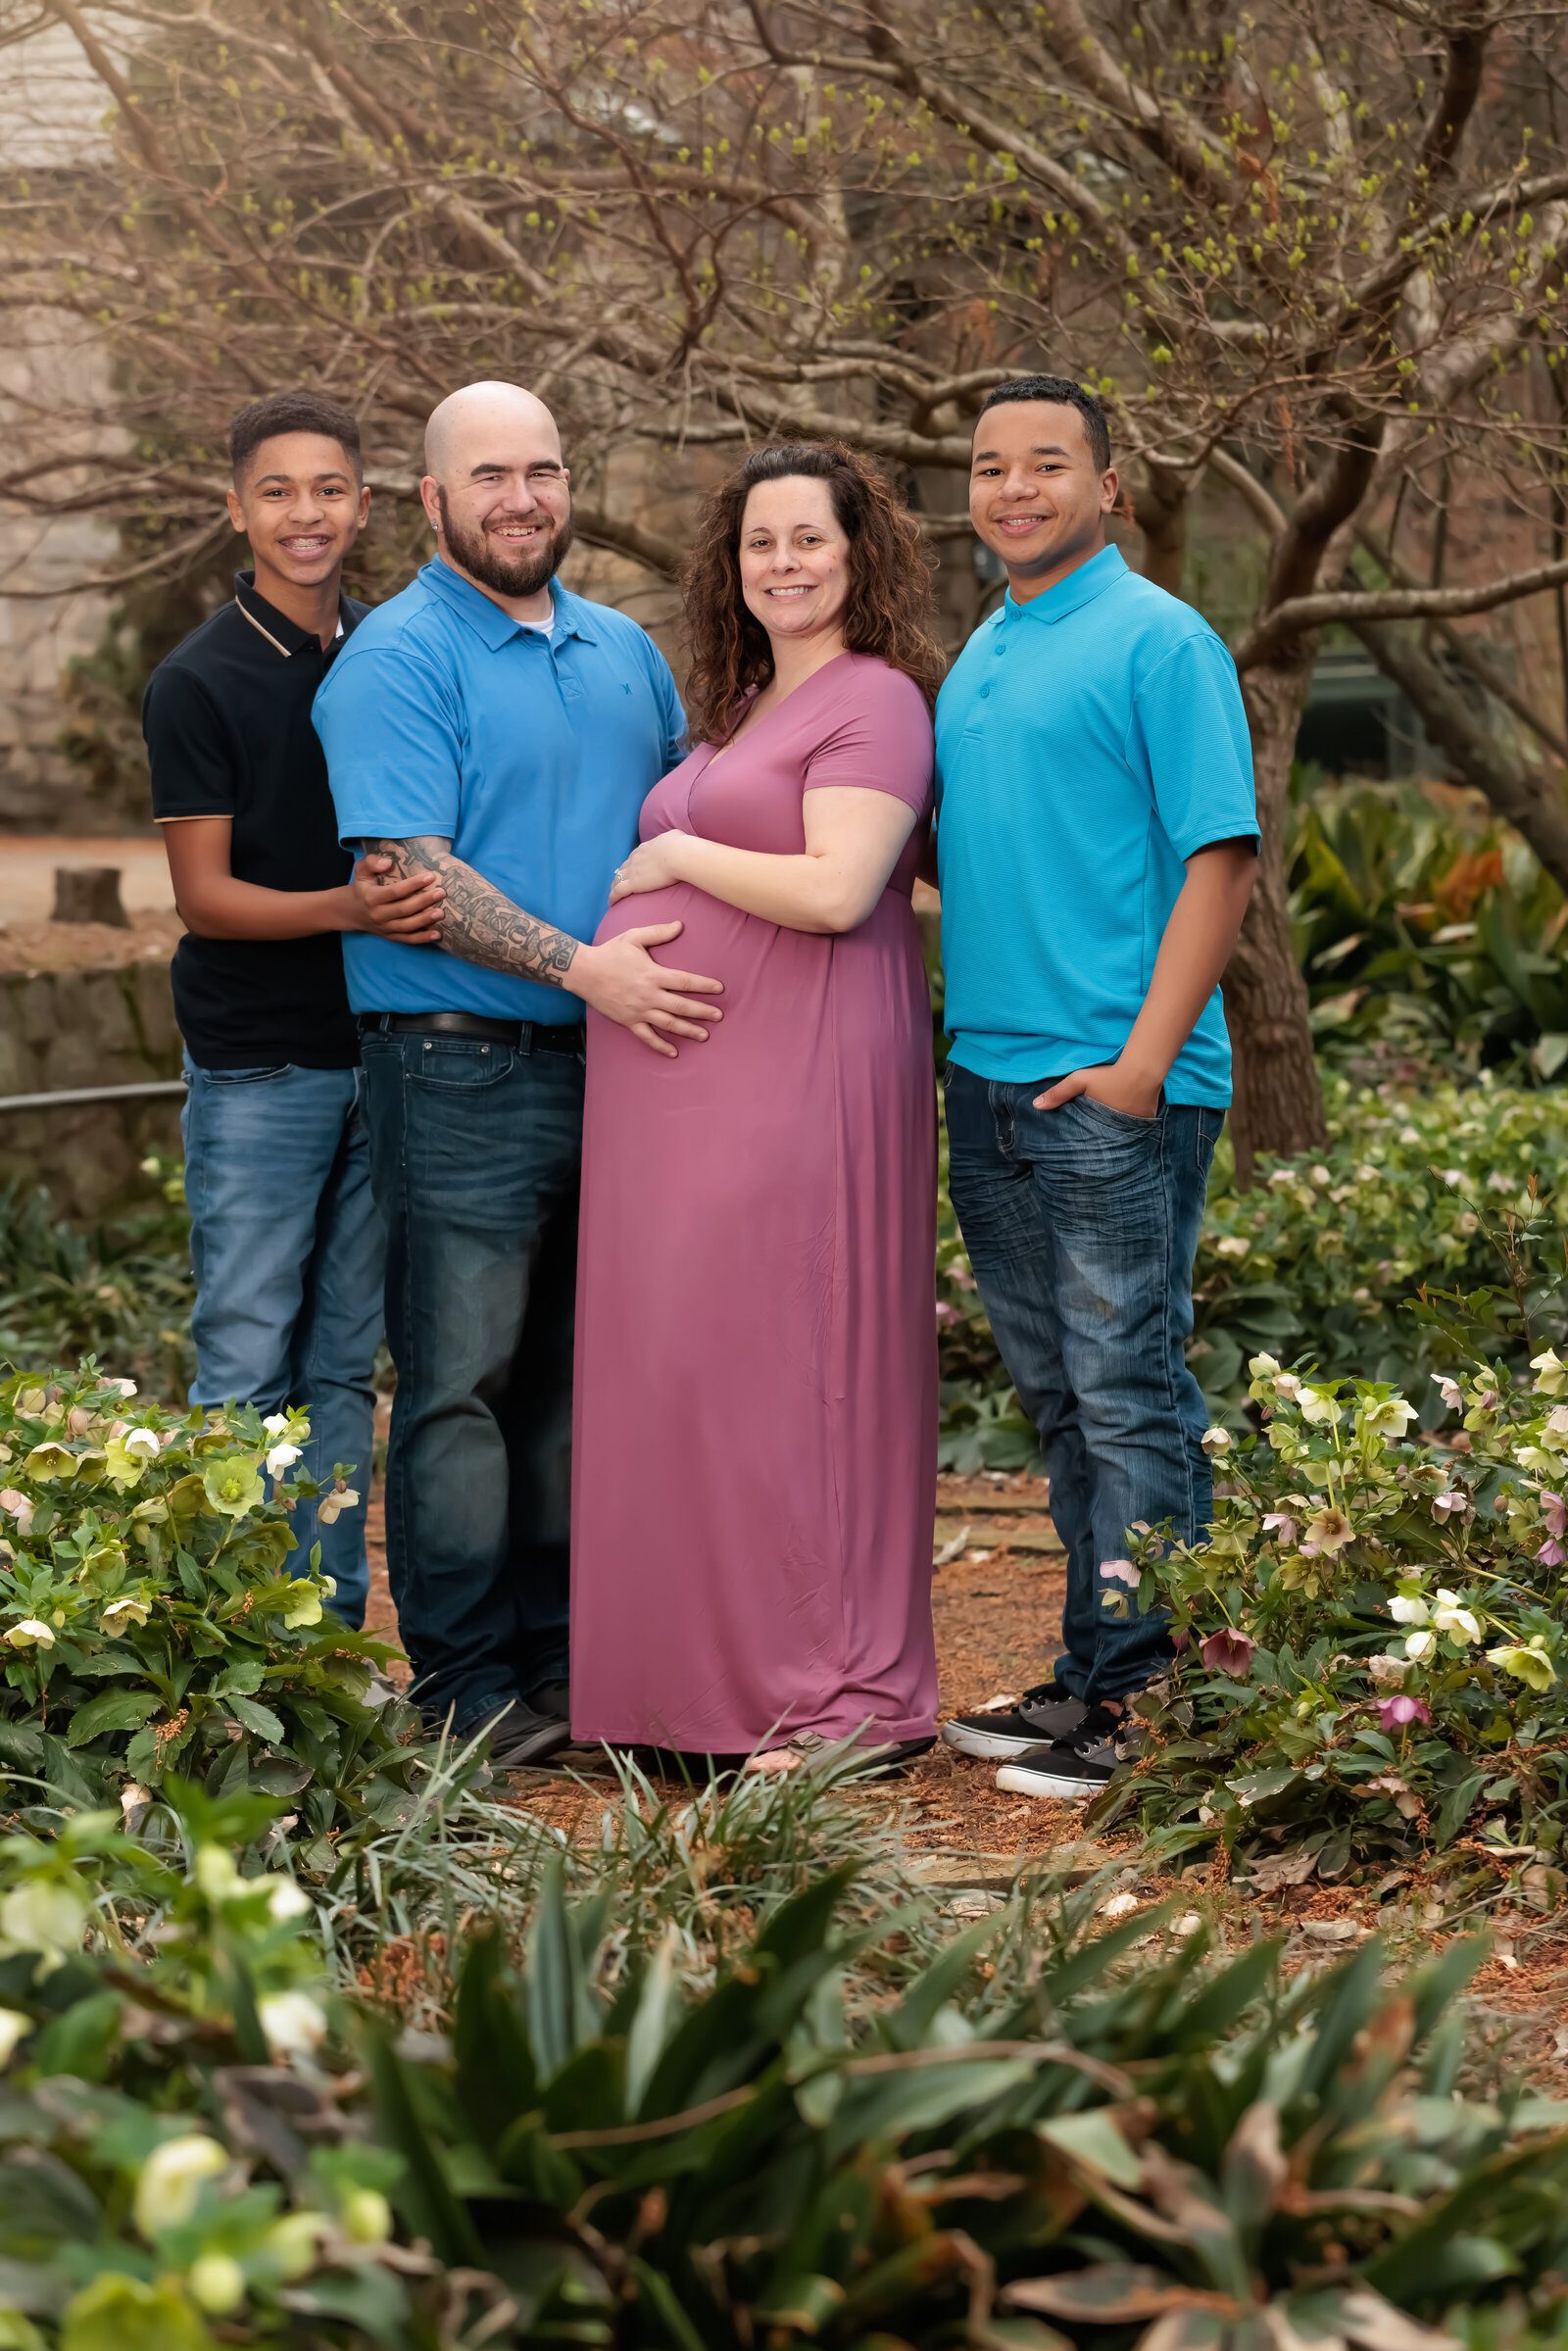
[569, 652, 939, 1754]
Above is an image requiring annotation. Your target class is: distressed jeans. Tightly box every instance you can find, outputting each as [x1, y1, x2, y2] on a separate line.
[358, 1025, 583, 1734]
[181, 1055, 383, 1627]
[943, 1062, 1221, 1703]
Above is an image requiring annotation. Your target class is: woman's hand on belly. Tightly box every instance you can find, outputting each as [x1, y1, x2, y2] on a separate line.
[609, 834, 687, 905]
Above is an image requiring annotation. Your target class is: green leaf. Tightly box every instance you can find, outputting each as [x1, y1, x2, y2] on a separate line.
[1037, 2108, 1143, 2189]
[1434, 1771, 1489, 1849]
[225, 1693, 285, 1742]
[65, 1690, 162, 1748]
[60, 2274, 212, 2351]
[209, 1660, 264, 1699]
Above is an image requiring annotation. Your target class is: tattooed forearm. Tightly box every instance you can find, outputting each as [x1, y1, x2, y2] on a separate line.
[369, 838, 581, 984]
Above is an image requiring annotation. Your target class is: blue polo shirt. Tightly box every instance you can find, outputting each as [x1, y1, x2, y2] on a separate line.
[314, 560, 684, 1023]
[934, 543, 1255, 1104]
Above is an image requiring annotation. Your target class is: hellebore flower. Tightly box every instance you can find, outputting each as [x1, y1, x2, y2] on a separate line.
[1215, 1236, 1250, 1259]
[1364, 1771, 1423, 1818]
[1298, 1386, 1342, 1426]
[1431, 1373, 1464, 1413]
[1273, 1372, 1303, 1402]
[262, 1413, 290, 1436]
[1390, 1590, 1429, 1625]
[1432, 1488, 1469, 1521]
[1533, 1347, 1568, 1396]
[1367, 1654, 1408, 1684]
[266, 1442, 302, 1477]
[21, 1443, 74, 1483]
[1405, 1629, 1438, 1664]
[281, 1582, 322, 1629]
[3, 1619, 53, 1649]
[1200, 1628, 1256, 1676]
[100, 1594, 150, 1638]
[1487, 1639, 1558, 1691]
[1300, 1504, 1352, 1556]
[1249, 1353, 1282, 1380]
[0, 1491, 34, 1538]
[1263, 1512, 1299, 1544]
[203, 1454, 265, 1520]
[315, 1480, 359, 1527]
[1098, 1558, 1139, 1587]
[1361, 1396, 1417, 1440]
[259, 1989, 327, 2064]
[1544, 1492, 1568, 1540]
[1200, 1426, 1232, 1455]
[1432, 1589, 1481, 1643]
[133, 2132, 227, 2238]
[1378, 1693, 1432, 1731]
[1538, 1539, 1567, 1569]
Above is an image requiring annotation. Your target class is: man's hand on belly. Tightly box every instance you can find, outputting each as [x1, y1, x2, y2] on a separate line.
[566, 925, 724, 1058]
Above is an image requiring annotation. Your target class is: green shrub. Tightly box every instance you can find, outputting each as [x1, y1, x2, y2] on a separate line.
[1108, 1311, 1568, 1883]
[0, 1808, 1566, 2349]
[0, 1362, 416, 1848]
[939, 1072, 1568, 1465]
[0, 1172, 195, 1402]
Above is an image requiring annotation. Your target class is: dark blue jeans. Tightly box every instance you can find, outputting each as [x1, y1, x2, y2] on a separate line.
[358, 1025, 583, 1732]
[944, 1063, 1221, 1703]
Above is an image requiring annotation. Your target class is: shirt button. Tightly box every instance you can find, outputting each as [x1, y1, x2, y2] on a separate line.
[979, 684, 992, 698]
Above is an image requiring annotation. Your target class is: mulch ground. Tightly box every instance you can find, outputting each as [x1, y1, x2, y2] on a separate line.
[362, 1469, 1568, 2076]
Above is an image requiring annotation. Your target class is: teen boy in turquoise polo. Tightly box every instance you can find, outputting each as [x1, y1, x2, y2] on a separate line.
[936, 375, 1258, 1800]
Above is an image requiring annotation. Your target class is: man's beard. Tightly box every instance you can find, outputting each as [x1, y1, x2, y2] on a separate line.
[436, 486, 573, 599]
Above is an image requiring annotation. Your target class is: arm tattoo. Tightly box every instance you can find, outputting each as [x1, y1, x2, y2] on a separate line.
[370, 836, 580, 984]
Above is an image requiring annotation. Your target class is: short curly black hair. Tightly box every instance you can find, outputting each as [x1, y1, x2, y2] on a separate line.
[228, 391, 363, 484]
[976, 375, 1110, 473]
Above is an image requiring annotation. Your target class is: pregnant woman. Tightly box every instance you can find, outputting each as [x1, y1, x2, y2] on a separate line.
[570, 442, 946, 1769]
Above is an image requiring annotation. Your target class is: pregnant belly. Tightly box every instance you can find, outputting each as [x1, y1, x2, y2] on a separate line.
[593, 878, 759, 978]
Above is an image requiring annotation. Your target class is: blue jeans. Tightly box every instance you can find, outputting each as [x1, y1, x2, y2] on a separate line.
[357, 1025, 583, 1733]
[943, 1063, 1221, 1703]
[181, 1055, 383, 1627]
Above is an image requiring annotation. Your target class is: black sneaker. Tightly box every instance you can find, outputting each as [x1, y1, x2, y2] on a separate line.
[941, 1679, 1089, 1760]
[994, 1705, 1135, 1800]
[529, 1680, 571, 1723]
[471, 1698, 572, 1771]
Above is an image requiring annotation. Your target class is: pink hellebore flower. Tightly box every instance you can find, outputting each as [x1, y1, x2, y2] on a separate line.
[1099, 1559, 1139, 1587]
[1378, 1693, 1432, 1731]
[1431, 1490, 1468, 1521]
[1543, 1493, 1568, 1541]
[1263, 1512, 1299, 1545]
[1538, 1539, 1567, 1569]
[1200, 1628, 1256, 1676]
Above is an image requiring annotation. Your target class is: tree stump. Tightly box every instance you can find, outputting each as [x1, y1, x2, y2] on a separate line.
[52, 867, 129, 928]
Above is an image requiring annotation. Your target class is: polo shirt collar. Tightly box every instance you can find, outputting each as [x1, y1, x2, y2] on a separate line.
[233, 571, 349, 657]
[1004, 540, 1127, 627]
[422, 557, 598, 650]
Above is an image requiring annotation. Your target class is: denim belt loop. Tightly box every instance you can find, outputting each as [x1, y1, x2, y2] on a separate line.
[518, 1023, 534, 1057]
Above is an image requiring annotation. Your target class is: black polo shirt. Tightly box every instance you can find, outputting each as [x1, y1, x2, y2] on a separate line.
[143, 572, 366, 1070]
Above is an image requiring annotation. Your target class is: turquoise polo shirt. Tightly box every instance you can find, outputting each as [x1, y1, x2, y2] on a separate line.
[934, 543, 1256, 1104]
[314, 560, 684, 1024]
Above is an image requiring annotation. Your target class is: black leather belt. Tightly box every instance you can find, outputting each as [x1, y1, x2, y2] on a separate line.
[358, 1010, 585, 1054]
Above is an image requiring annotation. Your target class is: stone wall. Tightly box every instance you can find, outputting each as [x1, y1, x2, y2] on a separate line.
[0, 959, 182, 1220]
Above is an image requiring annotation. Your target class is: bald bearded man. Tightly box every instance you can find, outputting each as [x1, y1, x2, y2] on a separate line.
[314, 382, 721, 1767]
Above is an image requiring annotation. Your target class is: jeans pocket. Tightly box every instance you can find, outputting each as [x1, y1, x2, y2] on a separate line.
[208, 1065, 289, 1085]
[1073, 1092, 1159, 1131]
[409, 1039, 514, 1089]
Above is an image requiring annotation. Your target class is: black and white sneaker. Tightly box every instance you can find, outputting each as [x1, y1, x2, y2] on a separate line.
[941, 1679, 1089, 1760]
[994, 1705, 1135, 1799]
[473, 1698, 573, 1771]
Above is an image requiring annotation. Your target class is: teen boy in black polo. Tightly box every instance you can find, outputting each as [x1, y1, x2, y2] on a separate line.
[142, 391, 438, 1625]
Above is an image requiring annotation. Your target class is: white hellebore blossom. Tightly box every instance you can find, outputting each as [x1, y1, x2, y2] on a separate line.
[258, 1989, 328, 2064]
[1390, 1591, 1429, 1625]
[1200, 1426, 1232, 1455]
[1432, 1589, 1482, 1643]
[1431, 1373, 1464, 1413]
[1404, 1630, 1439, 1665]
[262, 1414, 290, 1436]
[1360, 1396, 1417, 1440]
[1532, 1348, 1568, 1396]
[1298, 1386, 1342, 1425]
[267, 1878, 313, 1922]
[122, 1428, 159, 1461]
[3, 1619, 53, 1649]
[100, 1595, 150, 1637]
[315, 1482, 359, 1528]
[134, 2132, 228, 2238]
[266, 1443, 303, 1477]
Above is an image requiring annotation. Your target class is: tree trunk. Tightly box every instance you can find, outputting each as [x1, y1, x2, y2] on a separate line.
[51, 867, 128, 927]
[1224, 659, 1328, 1187]
[1133, 461, 1188, 598]
[1354, 617, 1568, 890]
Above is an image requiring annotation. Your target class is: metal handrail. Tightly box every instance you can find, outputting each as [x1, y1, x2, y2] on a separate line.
[0, 1078, 186, 1114]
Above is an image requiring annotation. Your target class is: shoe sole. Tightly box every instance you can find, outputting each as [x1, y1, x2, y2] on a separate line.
[995, 1762, 1112, 1799]
[941, 1721, 1083, 1760]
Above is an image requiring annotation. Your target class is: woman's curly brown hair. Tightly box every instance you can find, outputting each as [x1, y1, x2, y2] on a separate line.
[681, 441, 946, 747]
